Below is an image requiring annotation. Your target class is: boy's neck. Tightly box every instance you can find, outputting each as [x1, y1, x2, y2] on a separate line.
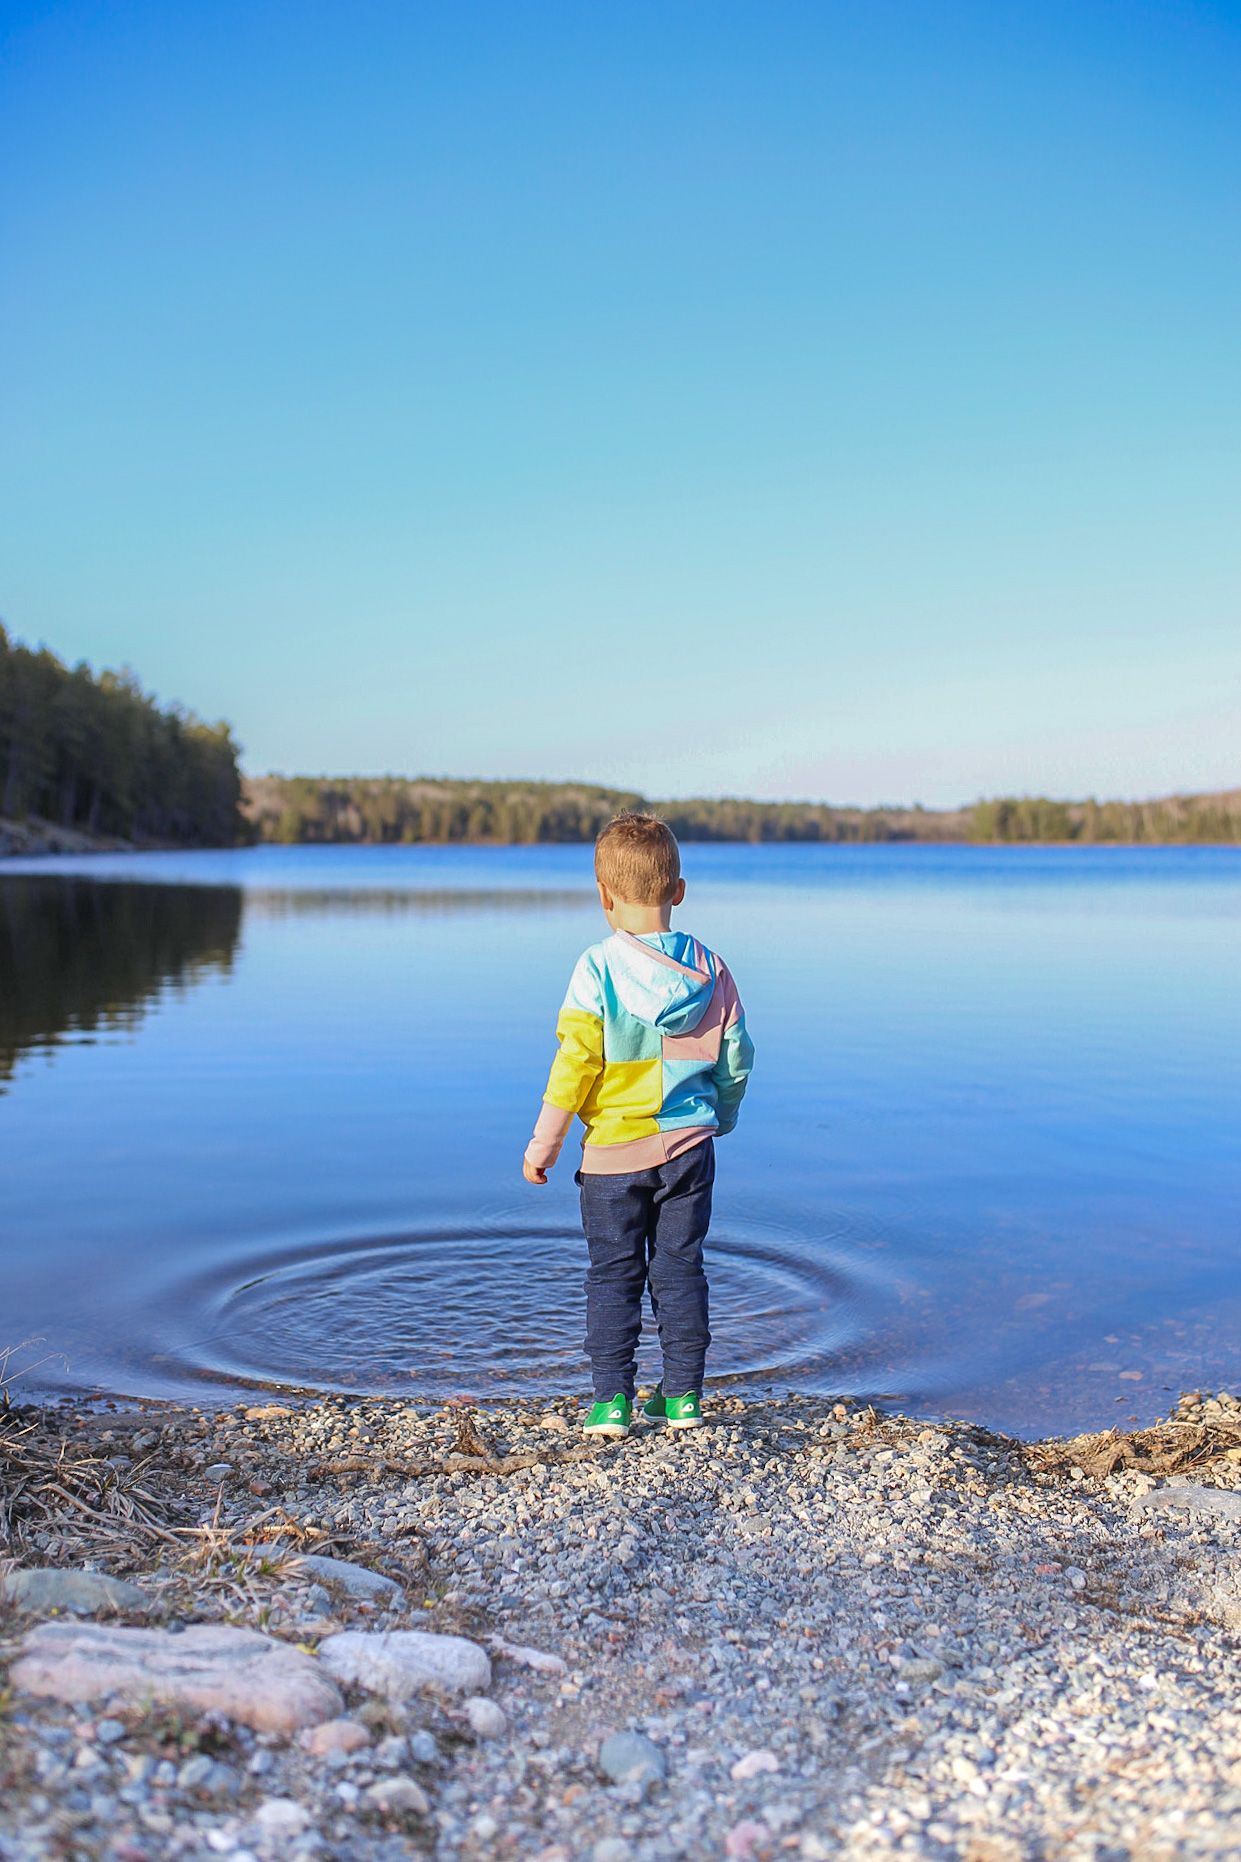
[608, 903, 675, 935]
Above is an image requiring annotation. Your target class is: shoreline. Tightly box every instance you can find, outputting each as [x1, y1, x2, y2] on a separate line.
[5, 822, 1241, 859]
[2, 1389, 1239, 1861]
[0, 817, 152, 859]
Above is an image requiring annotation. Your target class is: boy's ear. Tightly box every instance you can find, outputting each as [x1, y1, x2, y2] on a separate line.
[597, 879, 614, 912]
[672, 878, 686, 906]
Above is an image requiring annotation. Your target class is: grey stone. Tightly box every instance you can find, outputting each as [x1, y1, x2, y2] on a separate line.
[464, 1695, 507, 1738]
[300, 1718, 372, 1757]
[253, 1797, 311, 1837]
[317, 1629, 491, 1700]
[599, 1730, 666, 1786]
[11, 1620, 343, 1734]
[489, 1634, 567, 1674]
[1136, 1484, 1241, 1522]
[897, 1658, 944, 1686]
[177, 1755, 238, 1798]
[0, 1567, 150, 1617]
[362, 1775, 430, 1817]
[593, 1840, 632, 1862]
[731, 1747, 780, 1781]
[409, 1730, 439, 1763]
[288, 1553, 405, 1605]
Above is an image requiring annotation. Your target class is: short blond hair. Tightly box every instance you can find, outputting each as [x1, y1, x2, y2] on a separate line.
[594, 811, 681, 905]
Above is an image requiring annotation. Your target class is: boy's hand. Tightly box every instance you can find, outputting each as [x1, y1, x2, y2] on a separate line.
[523, 1160, 548, 1185]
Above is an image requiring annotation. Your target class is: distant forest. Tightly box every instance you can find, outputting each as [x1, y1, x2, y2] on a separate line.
[241, 775, 968, 844]
[243, 774, 1241, 846]
[0, 627, 243, 846]
[1, 629, 1237, 851]
[968, 791, 1241, 844]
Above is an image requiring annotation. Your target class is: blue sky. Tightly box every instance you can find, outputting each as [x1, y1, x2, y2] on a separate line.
[2, 1, 1238, 805]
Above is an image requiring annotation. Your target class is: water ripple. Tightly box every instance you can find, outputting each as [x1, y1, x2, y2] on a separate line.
[139, 1212, 901, 1401]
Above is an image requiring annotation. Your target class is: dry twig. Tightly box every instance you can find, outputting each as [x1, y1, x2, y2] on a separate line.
[0, 1407, 196, 1566]
[1028, 1406, 1241, 1481]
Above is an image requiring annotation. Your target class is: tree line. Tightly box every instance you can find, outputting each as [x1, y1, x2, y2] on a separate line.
[243, 775, 1241, 845]
[241, 775, 649, 847]
[969, 792, 1241, 843]
[0, 627, 243, 846]
[241, 775, 974, 845]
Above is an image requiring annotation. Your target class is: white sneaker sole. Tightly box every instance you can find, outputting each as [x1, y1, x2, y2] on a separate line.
[583, 1424, 629, 1439]
[666, 1416, 704, 1430]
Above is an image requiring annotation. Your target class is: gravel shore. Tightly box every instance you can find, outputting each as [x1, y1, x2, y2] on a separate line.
[2, 1390, 1239, 1861]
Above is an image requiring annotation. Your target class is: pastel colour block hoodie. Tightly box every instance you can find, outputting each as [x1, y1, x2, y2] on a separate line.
[525, 928, 754, 1174]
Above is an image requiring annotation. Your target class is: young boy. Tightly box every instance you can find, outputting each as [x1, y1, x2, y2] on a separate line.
[522, 812, 754, 1437]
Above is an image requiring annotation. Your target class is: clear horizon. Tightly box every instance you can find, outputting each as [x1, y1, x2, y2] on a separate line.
[2, 2, 1238, 808]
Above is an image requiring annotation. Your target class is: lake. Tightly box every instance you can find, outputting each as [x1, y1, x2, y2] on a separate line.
[2, 842, 1238, 1438]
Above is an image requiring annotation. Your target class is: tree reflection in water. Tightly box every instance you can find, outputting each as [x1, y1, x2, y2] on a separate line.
[0, 878, 243, 1087]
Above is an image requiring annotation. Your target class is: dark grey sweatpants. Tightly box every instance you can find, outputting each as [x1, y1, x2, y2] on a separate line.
[576, 1138, 714, 1401]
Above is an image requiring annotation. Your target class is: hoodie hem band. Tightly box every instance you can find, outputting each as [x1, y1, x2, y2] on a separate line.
[577, 1126, 714, 1175]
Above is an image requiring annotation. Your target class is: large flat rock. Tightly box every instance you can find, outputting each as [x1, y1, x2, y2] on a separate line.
[10, 1621, 343, 1734]
[0, 1567, 151, 1616]
[317, 1628, 491, 1699]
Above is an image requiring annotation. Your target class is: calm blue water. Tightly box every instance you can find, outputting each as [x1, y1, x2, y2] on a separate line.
[2, 842, 1238, 1437]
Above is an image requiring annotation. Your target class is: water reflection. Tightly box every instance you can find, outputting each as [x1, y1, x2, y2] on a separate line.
[0, 878, 243, 1087]
[244, 887, 591, 917]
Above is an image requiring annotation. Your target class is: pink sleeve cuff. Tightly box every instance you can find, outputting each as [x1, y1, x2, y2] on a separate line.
[524, 1100, 574, 1171]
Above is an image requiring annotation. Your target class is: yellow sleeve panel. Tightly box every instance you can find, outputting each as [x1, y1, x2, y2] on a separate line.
[543, 1008, 605, 1113]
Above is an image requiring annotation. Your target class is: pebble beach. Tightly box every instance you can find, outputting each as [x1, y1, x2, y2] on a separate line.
[2, 1389, 1239, 1862]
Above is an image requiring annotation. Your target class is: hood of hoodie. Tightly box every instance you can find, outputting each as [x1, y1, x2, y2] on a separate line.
[609, 930, 716, 1035]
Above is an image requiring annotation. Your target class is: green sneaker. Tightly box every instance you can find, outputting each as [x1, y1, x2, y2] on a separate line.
[641, 1386, 703, 1430]
[583, 1393, 632, 1438]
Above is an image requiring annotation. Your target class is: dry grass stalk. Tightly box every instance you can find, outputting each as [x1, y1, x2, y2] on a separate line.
[0, 1338, 69, 1412]
[0, 1407, 191, 1567]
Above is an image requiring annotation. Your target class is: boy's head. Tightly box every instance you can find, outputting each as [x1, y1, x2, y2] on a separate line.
[594, 811, 684, 910]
